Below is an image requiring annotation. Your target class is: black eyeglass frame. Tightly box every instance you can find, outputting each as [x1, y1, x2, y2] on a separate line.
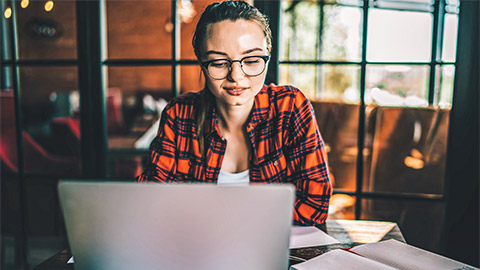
[200, 55, 271, 80]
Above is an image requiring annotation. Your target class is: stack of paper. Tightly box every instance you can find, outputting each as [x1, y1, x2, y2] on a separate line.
[291, 239, 479, 270]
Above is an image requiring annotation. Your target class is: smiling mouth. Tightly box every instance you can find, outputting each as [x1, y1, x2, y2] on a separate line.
[225, 87, 247, 96]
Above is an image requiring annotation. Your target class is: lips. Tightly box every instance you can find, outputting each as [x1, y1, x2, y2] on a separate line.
[224, 87, 248, 96]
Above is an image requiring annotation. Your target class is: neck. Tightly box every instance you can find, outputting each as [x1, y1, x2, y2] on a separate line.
[216, 102, 253, 132]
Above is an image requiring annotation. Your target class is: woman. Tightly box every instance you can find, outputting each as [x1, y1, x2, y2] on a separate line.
[137, 0, 332, 226]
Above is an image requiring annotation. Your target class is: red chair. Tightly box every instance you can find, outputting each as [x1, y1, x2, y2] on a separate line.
[0, 91, 80, 175]
[48, 88, 142, 179]
[49, 88, 126, 151]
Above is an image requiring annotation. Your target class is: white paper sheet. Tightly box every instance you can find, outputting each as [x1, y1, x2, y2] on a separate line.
[291, 249, 397, 270]
[351, 239, 480, 270]
[289, 226, 340, 249]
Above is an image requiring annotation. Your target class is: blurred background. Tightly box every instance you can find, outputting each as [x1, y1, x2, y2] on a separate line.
[1, 0, 478, 269]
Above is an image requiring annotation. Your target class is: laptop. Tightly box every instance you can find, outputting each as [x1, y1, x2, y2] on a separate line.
[58, 181, 295, 270]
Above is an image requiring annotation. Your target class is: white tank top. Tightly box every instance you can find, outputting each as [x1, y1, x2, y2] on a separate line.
[217, 169, 250, 186]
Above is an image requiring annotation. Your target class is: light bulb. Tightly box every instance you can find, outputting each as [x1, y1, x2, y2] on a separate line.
[21, 0, 29, 9]
[44, 1, 54, 12]
[4, 7, 12, 19]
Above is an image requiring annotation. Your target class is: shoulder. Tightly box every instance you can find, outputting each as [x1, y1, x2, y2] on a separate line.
[162, 91, 201, 118]
[264, 84, 300, 96]
[262, 84, 310, 110]
[166, 91, 201, 107]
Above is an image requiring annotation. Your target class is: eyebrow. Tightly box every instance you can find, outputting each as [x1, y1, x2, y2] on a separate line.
[204, 47, 264, 57]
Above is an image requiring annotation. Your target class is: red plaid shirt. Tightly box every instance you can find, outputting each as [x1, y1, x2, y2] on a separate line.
[137, 84, 332, 225]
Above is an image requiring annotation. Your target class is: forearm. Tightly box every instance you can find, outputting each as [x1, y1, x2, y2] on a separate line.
[293, 178, 332, 225]
[136, 149, 177, 183]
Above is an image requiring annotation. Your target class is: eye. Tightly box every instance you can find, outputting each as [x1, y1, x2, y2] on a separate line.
[243, 57, 261, 65]
[209, 60, 229, 68]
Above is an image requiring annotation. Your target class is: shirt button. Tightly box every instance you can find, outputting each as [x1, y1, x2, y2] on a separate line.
[248, 124, 253, 129]
[274, 161, 278, 166]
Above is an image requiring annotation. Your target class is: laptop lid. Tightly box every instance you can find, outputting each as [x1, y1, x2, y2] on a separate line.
[58, 181, 294, 270]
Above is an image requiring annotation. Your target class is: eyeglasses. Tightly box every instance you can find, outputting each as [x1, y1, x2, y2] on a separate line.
[201, 55, 270, 80]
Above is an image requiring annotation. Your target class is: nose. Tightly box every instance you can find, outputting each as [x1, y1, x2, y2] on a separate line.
[227, 61, 245, 81]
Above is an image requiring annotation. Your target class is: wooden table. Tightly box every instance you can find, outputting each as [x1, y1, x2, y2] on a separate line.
[33, 219, 405, 270]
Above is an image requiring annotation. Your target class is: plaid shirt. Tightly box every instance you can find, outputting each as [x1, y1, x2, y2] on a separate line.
[137, 84, 332, 226]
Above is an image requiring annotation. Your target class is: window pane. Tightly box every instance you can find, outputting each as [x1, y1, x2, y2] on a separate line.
[362, 199, 443, 253]
[106, 66, 172, 140]
[317, 64, 361, 102]
[279, 64, 360, 102]
[279, 64, 317, 99]
[180, 65, 204, 94]
[20, 66, 78, 113]
[321, 5, 362, 62]
[107, 66, 172, 96]
[365, 65, 430, 107]
[1, 66, 13, 89]
[280, 1, 320, 61]
[441, 14, 458, 62]
[445, 0, 460, 14]
[371, 0, 434, 12]
[18, 66, 81, 176]
[16, 0, 77, 60]
[365, 106, 449, 195]
[106, 0, 172, 59]
[311, 100, 360, 194]
[367, 9, 432, 62]
[106, 66, 172, 180]
[446, 0, 460, 6]
[106, 65, 171, 150]
[436, 65, 455, 109]
[179, 0, 217, 60]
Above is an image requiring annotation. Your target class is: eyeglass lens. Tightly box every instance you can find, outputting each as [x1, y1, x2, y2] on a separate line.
[207, 56, 267, 79]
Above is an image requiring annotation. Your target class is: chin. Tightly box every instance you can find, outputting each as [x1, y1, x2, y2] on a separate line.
[222, 97, 250, 107]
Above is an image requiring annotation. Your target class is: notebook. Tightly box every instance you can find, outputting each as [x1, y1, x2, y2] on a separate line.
[58, 181, 295, 270]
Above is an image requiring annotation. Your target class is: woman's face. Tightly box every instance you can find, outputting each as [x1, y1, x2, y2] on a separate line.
[201, 19, 269, 110]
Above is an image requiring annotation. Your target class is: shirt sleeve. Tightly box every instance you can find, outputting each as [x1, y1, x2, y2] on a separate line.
[136, 102, 178, 183]
[285, 90, 332, 226]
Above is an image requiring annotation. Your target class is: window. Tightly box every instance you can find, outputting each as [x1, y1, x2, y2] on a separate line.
[278, 0, 459, 252]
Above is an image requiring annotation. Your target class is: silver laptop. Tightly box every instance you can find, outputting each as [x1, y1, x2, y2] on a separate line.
[58, 181, 294, 270]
